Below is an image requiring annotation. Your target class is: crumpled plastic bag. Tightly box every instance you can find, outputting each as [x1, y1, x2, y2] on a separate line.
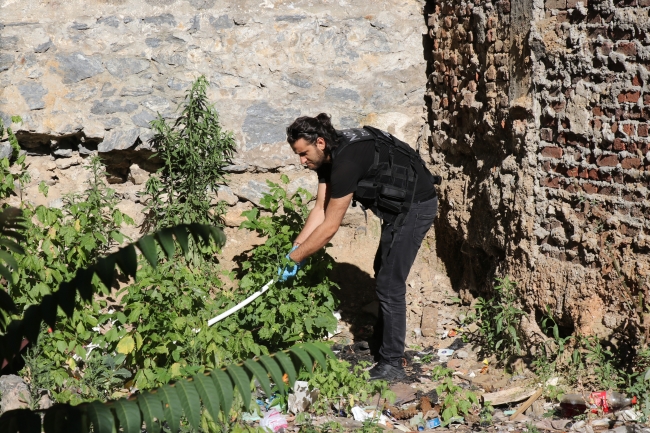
[259, 409, 288, 432]
[287, 381, 319, 414]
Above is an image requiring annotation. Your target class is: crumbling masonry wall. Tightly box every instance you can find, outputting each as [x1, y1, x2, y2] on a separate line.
[425, 0, 650, 342]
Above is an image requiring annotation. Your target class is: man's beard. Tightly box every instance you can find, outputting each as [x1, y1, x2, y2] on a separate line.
[307, 147, 327, 170]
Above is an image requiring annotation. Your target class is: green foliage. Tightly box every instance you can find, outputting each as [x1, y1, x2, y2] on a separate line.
[145, 75, 236, 230]
[0, 215, 226, 369]
[227, 175, 338, 351]
[299, 358, 395, 415]
[0, 115, 30, 200]
[99, 258, 228, 390]
[0, 343, 334, 433]
[434, 367, 479, 425]
[627, 348, 650, 422]
[532, 306, 627, 393]
[473, 276, 526, 362]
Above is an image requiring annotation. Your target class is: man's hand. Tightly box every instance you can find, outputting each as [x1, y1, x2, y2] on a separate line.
[277, 246, 305, 282]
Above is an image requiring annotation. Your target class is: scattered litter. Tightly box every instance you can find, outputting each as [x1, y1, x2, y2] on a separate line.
[437, 349, 454, 362]
[509, 388, 543, 421]
[377, 414, 389, 426]
[351, 406, 372, 422]
[241, 411, 261, 422]
[545, 376, 560, 386]
[482, 386, 538, 406]
[414, 327, 423, 337]
[448, 416, 464, 424]
[426, 417, 441, 429]
[447, 338, 466, 351]
[503, 410, 517, 416]
[618, 409, 641, 421]
[287, 381, 319, 414]
[570, 420, 594, 433]
[259, 409, 288, 432]
[394, 424, 411, 432]
[327, 311, 343, 338]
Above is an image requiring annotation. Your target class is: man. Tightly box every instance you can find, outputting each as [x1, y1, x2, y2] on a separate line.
[280, 113, 439, 382]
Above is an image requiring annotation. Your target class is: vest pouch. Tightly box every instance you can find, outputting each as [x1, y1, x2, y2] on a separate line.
[355, 180, 378, 200]
[377, 185, 407, 214]
[379, 185, 406, 200]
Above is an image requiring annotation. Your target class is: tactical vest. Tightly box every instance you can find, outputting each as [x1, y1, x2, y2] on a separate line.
[332, 126, 439, 226]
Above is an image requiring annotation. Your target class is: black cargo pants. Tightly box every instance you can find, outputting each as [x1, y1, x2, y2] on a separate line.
[372, 196, 438, 367]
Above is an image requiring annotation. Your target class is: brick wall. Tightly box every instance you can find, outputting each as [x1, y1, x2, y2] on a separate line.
[426, 0, 650, 342]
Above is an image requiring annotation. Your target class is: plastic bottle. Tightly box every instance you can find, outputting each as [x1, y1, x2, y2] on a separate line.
[560, 394, 588, 417]
[560, 392, 637, 417]
[589, 391, 637, 413]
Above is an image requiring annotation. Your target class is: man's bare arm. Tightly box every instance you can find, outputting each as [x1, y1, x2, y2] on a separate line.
[288, 192, 352, 262]
[293, 183, 330, 245]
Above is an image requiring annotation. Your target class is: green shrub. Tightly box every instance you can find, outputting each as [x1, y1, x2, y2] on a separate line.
[145, 75, 236, 230]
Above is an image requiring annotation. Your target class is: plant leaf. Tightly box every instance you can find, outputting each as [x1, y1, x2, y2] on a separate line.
[138, 392, 163, 433]
[193, 374, 221, 424]
[176, 380, 201, 430]
[82, 401, 114, 433]
[157, 385, 182, 433]
[289, 347, 313, 372]
[116, 244, 137, 278]
[226, 364, 252, 412]
[244, 359, 273, 397]
[112, 399, 141, 433]
[212, 369, 234, 420]
[172, 226, 190, 254]
[136, 235, 158, 268]
[273, 351, 297, 387]
[258, 355, 286, 394]
[300, 343, 328, 371]
[156, 228, 176, 259]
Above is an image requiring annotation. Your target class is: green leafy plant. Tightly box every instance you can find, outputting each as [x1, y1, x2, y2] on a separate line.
[473, 276, 526, 362]
[144, 75, 236, 231]
[0, 115, 30, 201]
[0, 342, 334, 433]
[434, 367, 479, 425]
[0, 215, 225, 366]
[225, 175, 338, 352]
[300, 358, 394, 415]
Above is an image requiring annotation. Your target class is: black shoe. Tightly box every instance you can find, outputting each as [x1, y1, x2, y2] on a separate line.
[368, 360, 406, 382]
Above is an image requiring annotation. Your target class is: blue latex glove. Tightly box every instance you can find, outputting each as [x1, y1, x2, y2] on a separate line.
[277, 246, 304, 282]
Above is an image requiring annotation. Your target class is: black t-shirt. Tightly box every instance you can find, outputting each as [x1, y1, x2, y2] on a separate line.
[316, 139, 436, 202]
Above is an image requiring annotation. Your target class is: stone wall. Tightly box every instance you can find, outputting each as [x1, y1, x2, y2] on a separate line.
[425, 0, 650, 342]
[0, 0, 429, 231]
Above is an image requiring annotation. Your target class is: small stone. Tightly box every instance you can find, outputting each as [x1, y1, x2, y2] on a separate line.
[216, 186, 239, 206]
[128, 164, 149, 185]
[55, 52, 104, 83]
[0, 143, 13, 160]
[98, 128, 140, 152]
[53, 148, 73, 158]
[48, 198, 64, 209]
[235, 180, 272, 206]
[90, 99, 138, 115]
[0, 375, 31, 414]
[105, 57, 150, 79]
[143, 14, 177, 26]
[120, 86, 153, 97]
[456, 350, 469, 359]
[0, 53, 15, 72]
[131, 110, 157, 128]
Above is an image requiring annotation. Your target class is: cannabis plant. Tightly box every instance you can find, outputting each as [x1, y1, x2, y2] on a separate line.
[145, 75, 236, 230]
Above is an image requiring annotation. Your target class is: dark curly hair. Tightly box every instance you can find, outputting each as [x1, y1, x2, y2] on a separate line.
[286, 113, 339, 152]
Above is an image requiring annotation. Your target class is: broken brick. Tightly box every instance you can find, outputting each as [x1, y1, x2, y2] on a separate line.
[540, 128, 553, 141]
[597, 154, 619, 167]
[583, 183, 599, 194]
[614, 138, 626, 150]
[546, 0, 567, 8]
[617, 42, 637, 57]
[638, 124, 648, 137]
[627, 91, 641, 103]
[623, 123, 635, 136]
[621, 157, 641, 169]
[541, 176, 560, 188]
[541, 146, 563, 158]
